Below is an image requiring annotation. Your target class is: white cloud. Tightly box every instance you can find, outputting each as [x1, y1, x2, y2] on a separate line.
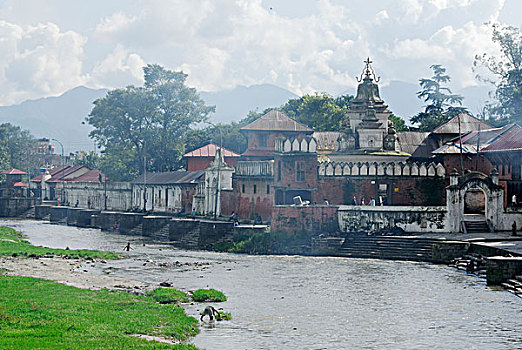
[90, 45, 145, 88]
[0, 21, 87, 105]
[95, 12, 137, 33]
[0, 0, 519, 106]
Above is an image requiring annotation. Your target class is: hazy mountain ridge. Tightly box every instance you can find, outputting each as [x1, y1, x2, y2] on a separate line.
[0, 82, 493, 153]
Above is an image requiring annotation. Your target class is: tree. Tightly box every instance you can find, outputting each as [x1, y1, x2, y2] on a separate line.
[0, 123, 37, 173]
[86, 65, 214, 181]
[474, 24, 522, 125]
[281, 93, 353, 131]
[184, 122, 247, 158]
[388, 114, 409, 131]
[411, 65, 467, 131]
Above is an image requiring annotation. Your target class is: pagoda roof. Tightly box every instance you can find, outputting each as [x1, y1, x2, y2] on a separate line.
[240, 110, 313, 133]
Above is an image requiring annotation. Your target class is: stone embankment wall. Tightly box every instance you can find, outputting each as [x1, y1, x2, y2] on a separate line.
[64, 182, 132, 211]
[32, 204, 256, 250]
[271, 205, 339, 234]
[338, 205, 448, 233]
[0, 198, 40, 217]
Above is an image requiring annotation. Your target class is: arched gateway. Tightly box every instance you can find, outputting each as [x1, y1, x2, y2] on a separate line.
[446, 169, 504, 233]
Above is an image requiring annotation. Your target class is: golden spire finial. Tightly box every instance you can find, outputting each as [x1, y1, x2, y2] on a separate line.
[356, 57, 380, 83]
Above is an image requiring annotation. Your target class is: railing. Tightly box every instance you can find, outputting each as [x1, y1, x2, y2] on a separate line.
[235, 160, 274, 177]
[318, 161, 446, 177]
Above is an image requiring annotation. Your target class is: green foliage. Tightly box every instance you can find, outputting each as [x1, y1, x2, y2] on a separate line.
[191, 289, 227, 302]
[214, 230, 313, 255]
[411, 65, 467, 131]
[0, 276, 199, 349]
[0, 226, 120, 260]
[146, 288, 190, 304]
[217, 311, 232, 321]
[281, 93, 353, 131]
[474, 23, 522, 125]
[388, 114, 409, 131]
[74, 151, 101, 170]
[86, 64, 214, 181]
[0, 123, 38, 174]
[185, 122, 247, 156]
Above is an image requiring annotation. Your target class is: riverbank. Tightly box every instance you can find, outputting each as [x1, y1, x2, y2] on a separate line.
[2, 219, 521, 350]
[0, 226, 202, 349]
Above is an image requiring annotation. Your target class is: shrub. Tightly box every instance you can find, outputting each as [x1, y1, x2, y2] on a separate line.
[192, 289, 227, 302]
[146, 288, 190, 304]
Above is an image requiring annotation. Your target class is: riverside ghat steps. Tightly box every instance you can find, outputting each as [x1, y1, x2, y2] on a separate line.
[17, 204, 522, 289]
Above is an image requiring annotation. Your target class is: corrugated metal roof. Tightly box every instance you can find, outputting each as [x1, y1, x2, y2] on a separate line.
[183, 143, 240, 158]
[432, 113, 492, 134]
[1, 168, 27, 175]
[131, 170, 204, 185]
[240, 110, 313, 132]
[397, 131, 430, 155]
[432, 124, 514, 155]
[481, 124, 522, 152]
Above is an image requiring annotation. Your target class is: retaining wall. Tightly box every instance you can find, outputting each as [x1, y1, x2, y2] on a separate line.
[338, 205, 448, 233]
[0, 198, 40, 217]
[271, 205, 339, 234]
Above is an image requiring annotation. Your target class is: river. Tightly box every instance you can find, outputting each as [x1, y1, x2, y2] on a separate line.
[2, 219, 521, 350]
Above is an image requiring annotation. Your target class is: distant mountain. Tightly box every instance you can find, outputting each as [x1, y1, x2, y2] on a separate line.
[200, 84, 299, 123]
[0, 84, 297, 153]
[0, 82, 492, 153]
[0, 86, 108, 153]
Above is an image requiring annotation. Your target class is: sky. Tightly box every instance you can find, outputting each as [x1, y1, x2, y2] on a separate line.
[0, 0, 520, 107]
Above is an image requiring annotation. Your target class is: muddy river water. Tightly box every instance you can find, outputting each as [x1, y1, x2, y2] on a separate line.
[2, 220, 521, 349]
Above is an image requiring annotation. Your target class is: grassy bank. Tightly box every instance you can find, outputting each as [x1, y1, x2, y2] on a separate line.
[0, 276, 199, 349]
[0, 226, 119, 259]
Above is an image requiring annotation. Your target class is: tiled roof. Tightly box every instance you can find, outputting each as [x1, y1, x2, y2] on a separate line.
[13, 182, 27, 187]
[240, 110, 313, 132]
[1, 168, 27, 175]
[481, 124, 522, 152]
[68, 169, 105, 182]
[183, 143, 240, 158]
[432, 113, 492, 134]
[131, 170, 204, 185]
[397, 131, 430, 156]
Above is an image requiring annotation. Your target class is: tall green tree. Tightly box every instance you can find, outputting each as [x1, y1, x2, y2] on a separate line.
[281, 93, 353, 131]
[474, 23, 522, 125]
[184, 122, 247, 158]
[86, 64, 214, 181]
[411, 65, 467, 131]
[0, 123, 37, 173]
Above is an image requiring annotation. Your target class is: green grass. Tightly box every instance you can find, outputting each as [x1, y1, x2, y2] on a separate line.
[0, 275, 199, 349]
[217, 311, 232, 321]
[0, 226, 120, 260]
[191, 289, 227, 302]
[146, 288, 190, 304]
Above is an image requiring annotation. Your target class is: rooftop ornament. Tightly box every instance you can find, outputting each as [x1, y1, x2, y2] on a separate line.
[356, 57, 380, 83]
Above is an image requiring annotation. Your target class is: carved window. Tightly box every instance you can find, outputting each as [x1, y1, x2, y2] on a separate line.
[266, 184, 270, 194]
[242, 184, 245, 193]
[296, 161, 306, 182]
[253, 184, 257, 194]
